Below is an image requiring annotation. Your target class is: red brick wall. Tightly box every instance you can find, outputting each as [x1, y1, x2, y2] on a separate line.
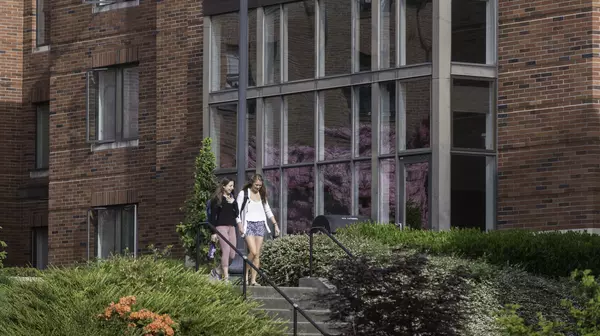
[497, 0, 599, 230]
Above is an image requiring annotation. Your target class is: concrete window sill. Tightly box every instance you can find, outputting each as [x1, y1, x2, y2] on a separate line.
[93, 0, 139, 13]
[91, 139, 139, 152]
[30, 169, 49, 179]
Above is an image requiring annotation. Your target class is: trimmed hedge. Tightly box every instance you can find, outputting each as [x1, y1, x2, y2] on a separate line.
[0, 256, 285, 336]
[339, 223, 600, 278]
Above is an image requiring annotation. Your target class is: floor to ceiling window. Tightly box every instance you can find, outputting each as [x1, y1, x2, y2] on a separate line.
[204, 0, 497, 233]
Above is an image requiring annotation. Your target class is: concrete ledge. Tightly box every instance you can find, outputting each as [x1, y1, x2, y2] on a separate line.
[299, 277, 336, 293]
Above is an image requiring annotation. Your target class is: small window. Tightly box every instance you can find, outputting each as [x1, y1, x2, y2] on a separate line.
[86, 65, 139, 144]
[92, 205, 137, 259]
[36, 0, 46, 47]
[83, 0, 140, 13]
[36, 103, 50, 170]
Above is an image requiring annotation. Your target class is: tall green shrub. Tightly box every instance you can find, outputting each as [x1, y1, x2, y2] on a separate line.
[176, 137, 217, 262]
[0, 226, 6, 268]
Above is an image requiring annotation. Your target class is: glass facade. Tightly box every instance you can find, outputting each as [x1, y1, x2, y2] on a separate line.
[205, 0, 497, 233]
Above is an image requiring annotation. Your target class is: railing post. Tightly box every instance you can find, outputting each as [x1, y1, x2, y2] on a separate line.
[195, 223, 201, 272]
[242, 256, 247, 301]
[293, 304, 298, 336]
[309, 230, 314, 278]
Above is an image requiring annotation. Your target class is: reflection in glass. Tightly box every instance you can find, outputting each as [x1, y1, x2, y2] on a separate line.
[211, 103, 237, 169]
[264, 97, 282, 166]
[263, 169, 281, 234]
[405, 79, 431, 150]
[452, 79, 491, 149]
[322, 89, 352, 160]
[356, 0, 372, 72]
[380, 81, 396, 154]
[323, 0, 352, 76]
[285, 92, 315, 164]
[286, 0, 315, 81]
[265, 6, 281, 84]
[285, 166, 314, 234]
[380, 0, 396, 68]
[405, 161, 429, 229]
[356, 85, 372, 157]
[451, 155, 486, 230]
[355, 161, 372, 217]
[247, 99, 257, 168]
[405, 0, 432, 64]
[321, 163, 352, 215]
[248, 9, 258, 87]
[379, 159, 396, 224]
[452, 0, 487, 64]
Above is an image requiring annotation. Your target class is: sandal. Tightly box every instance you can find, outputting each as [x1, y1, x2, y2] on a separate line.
[250, 282, 261, 287]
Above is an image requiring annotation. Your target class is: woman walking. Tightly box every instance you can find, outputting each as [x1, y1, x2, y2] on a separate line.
[236, 174, 280, 286]
[209, 178, 242, 282]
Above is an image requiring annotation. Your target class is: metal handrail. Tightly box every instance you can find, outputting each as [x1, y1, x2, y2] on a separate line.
[308, 227, 391, 291]
[195, 221, 330, 336]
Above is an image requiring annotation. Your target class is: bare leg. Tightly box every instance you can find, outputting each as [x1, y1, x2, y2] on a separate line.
[245, 236, 257, 284]
[249, 236, 264, 285]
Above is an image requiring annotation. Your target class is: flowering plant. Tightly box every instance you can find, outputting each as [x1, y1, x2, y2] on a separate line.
[98, 296, 178, 336]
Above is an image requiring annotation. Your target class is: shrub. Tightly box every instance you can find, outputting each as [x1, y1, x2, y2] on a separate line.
[497, 269, 600, 336]
[0, 267, 41, 277]
[176, 137, 218, 263]
[260, 233, 391, 287]
[322, 252, 471, 336]
[339, 223, 600, 278]
[0, 226, 6, 268]
[0, 255, 284, 336]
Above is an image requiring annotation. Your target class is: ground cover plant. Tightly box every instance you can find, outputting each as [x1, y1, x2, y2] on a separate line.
[0, 255, 285, 336]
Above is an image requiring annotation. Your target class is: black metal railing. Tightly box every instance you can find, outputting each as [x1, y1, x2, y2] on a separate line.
[308, 227, 391, 291]
[195, 222, 330, 336]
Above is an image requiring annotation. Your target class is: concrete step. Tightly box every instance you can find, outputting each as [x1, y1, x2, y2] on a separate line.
[255, 308, 331, 323]
[253, 296, 328, 310]
[281, 321, 344, 335]
[240, 285, 320, 300]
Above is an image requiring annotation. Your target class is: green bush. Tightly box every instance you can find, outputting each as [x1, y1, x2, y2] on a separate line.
[0, 267, 41, 277]
[176, 137, 218, 263]
[0, 226, 6, 268]
[260, 233, 391, 286]
[0, 255, 285, 336]
[339, 223, 600, 278]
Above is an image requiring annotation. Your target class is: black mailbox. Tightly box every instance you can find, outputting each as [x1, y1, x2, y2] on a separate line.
[311, 215, 371, 234]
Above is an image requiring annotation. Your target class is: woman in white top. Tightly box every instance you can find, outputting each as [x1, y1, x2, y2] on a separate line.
[236, 174, 280, 286]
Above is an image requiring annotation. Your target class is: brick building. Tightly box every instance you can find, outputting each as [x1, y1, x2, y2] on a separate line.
[0, 0, 597, 268]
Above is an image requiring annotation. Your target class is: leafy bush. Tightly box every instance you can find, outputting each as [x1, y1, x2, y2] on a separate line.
[322, 252, 470, 336]
[497, 269, 600, 336]
[339, 223, 600, 278]
[0, 255, 284, 336]
[176, 137, 218, 263]
[260, 233, 391, 287]
[0, 226, 6, 268]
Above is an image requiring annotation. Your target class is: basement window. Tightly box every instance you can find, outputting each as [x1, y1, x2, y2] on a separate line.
[82, 0, 140, 13]
[89, 205, 137, 259]
[86, 64, 139, 150]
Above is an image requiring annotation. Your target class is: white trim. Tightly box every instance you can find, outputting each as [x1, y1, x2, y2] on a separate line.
[32, 45, 50, 53]
[92, 0, 139, 13]
[30, 170, 49, 179]
[91, 139, 139, 152]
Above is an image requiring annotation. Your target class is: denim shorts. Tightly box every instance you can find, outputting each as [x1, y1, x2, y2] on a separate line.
[246, 220, 266, 237]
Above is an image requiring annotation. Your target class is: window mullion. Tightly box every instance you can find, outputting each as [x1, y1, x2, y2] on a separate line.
[115, 69, 124, 142]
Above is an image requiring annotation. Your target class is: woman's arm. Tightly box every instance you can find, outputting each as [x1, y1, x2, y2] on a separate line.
[209, 197, 219, 226]
[235, 190, 244, 225]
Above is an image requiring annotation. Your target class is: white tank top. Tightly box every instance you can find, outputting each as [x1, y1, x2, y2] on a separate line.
[245, 198, 267, 222]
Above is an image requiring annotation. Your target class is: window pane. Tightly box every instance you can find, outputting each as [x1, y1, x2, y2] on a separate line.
[265, 6, 281, 84]
[405, 79, 431, 150]
[211, 103, 237, 169]
[286, 0, 315, 81]
[451, 155, 486, 230]
[356, 85, 372, 157]
[98, 70, 117, 141]
[356, 161, 372, 217]
[247, 99, 257, 168]
[264, 97, 282, 166]
[210, 13, 257, 90]
[323, 0, 352, 76]
[121, 206, 136, 254]
[285, 93, 315, 164]
[452, 79, 492, 149]
[321, 163, 351, 215]
[285, 166, 314, 234]
[322, 88, 351, 160]
[380, 0, 396, 68]
[356, 0, 372, 72]
[452, 0, 487, 64]
[36, 104, 50, 170]
[406, 0, 432, 64]
[380, 81, 396, 154]
[263, 169, 281, 233]
[405, 161, 429, 229]
[123, 67, 139, 140]
[97, 209, 117, 259]
[36, 0, 45, 46]
[379, 159, 396, 224]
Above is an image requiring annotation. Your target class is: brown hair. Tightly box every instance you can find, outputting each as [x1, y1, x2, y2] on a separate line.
[243, 174, 268, 204]
[213, 177, 234, 206]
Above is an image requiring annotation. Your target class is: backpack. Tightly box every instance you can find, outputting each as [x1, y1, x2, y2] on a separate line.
[206, 198, 213, 224]
[239, 189, 250, 214]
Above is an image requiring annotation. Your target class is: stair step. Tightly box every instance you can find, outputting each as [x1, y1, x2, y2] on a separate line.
[253, 297, 328, 310]
[281, 321, 344, 335]
[255, 308, 331, 323]
[240, 286, 319, 299]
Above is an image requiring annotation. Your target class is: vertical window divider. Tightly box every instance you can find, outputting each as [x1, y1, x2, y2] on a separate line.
[351, 0, 359, 73]
[486, 0, 497, 65]
[256, 98, 265, 171]
[398, 0, 406, 66]
[371, 82, 381, 220]
[280, 4, 287, 83]
[257, 7, 266, 87]
[351, 86, 359, 215]
[116, 69, 123, 141]
[397, 80, 406, 151]
[203, 18, 212, 138]
[315, 91, 323, 215]
[315, 0, 325, 78]
[372, 0, 381, 70]
[133, 204, 138, 257]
